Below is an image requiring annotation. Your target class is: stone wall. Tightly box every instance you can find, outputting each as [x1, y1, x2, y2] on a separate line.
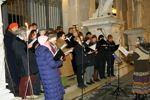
[142, 0, 150, 29]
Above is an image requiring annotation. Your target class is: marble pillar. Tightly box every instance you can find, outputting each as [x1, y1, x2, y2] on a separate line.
[62, 0, 95, 34]
[133, 0, 143, 28]
[124, 0, 150, 50]
[0, 0, 21, 100]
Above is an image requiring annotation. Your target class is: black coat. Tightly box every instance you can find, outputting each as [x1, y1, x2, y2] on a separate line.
[74, 43, 88, 66]
[65, 33, 78, 48]
[96, 39, 108, 65]
[4, 30, 20, 86]
[106, 40, 116, 59]
[28, 39, 39, 74]
[96, 39, 108, 59]
[12, 37, 38, 77]
[28, 39, 38, 53]
[83, 42, 95, 67]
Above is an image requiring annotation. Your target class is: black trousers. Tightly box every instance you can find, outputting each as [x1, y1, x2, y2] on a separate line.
[106, 58, 115, 76]
[99, 59, 106, 79]
[76, 64, 86, 86]
[33, 72, 41, 94]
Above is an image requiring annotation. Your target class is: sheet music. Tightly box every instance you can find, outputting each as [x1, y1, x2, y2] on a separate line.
[89, 44, 96, 50]
[64, 49, 73, 55]
[60, 44, 67, 50]
[65, 35, 72, 42]
[30, 38, 37, 44]
[118, 46, 129, 55]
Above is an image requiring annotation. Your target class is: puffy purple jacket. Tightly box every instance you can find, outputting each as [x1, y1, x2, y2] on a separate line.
[35, 45, 63, 100]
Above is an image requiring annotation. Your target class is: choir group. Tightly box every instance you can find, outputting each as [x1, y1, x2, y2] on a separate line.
[4, 22, 150, 100]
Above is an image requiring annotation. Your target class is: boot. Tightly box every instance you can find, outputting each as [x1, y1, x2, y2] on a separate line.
[133, 93, 140, 100]
[92, 70, 100, 82]
[140, 94, 147, 100]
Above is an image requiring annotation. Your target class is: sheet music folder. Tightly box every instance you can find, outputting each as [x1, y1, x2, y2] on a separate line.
[53, 49, 65, 61]
[53, 44, 73, 61]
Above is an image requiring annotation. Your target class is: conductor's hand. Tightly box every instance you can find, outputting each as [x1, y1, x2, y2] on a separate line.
[129, 50, 134, 54]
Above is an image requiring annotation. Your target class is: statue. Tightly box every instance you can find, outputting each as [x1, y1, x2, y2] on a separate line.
[93, 0, 114, 18]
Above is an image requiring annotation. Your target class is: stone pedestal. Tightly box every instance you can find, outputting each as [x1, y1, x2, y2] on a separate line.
[124, 28, 150, 50]
[0, 1, 21, 100]
[82, 16, 132, 77]
[82, 16, 124, 44]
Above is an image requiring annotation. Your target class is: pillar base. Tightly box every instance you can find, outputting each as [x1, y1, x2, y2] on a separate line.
[0, 83, 21, 100]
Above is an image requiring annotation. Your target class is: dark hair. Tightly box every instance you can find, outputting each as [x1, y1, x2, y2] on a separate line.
[137, 37, 150, 51]
[31, 23, 37, 26]
[68, 27, 73, 31]
[78, 31, 83, 37]
[57, 31, 65, 39]
[57, 26, 62, 30]
[45, 28, 55, 36]
[98, 35, 104, 40]
[137, 37, 146, 44]
[84, 37, 90, 42]
[91, 35, 97, 39]
[48, 28, 54, 32]
[28, 30, 36, 39]
[28, 25, 32, 29]
[86, 32, 92, 36]
[108, 34, 113, 39]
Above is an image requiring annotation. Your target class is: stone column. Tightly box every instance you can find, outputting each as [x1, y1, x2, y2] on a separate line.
[124, 0, 150, 50]
[62, 0, 95, 34]
[62, 0, 69, 33]
[133, 0, 143, 28]
[0, 0, 20, 100]
[89, 0, 96, 18]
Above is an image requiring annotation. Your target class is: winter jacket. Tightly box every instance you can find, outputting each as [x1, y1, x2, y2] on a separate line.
[35, 45, 63, 100]
[12, 37, 38, 77]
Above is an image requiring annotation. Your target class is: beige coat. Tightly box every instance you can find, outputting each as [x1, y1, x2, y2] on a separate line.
[56, 39, 74, 77]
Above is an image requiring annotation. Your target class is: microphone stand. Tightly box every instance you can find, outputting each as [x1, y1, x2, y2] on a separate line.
[112, 54, 129, 99]
[73, 27, 85, 100]
[98, 29, 116, 88]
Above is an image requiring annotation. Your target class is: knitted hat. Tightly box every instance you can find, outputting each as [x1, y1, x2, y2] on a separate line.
[9, 23, 18, 29]
[38, 36, 48, 45]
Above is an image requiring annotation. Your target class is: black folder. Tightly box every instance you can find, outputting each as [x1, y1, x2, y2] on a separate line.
[53, 49, 65, 61]
[65, 36, 78, 48]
